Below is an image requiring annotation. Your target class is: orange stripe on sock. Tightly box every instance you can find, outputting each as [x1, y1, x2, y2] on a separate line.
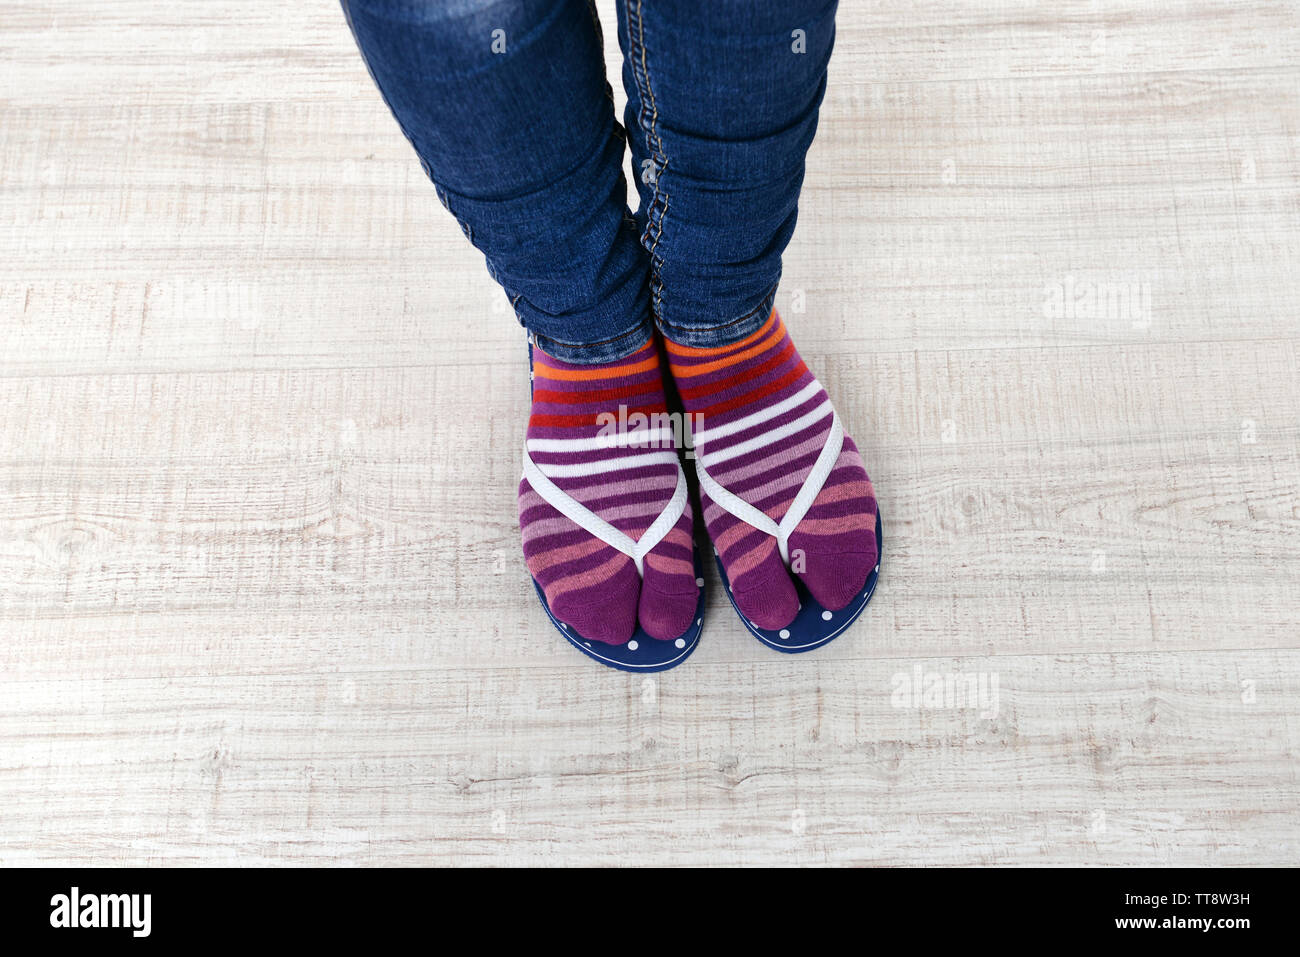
[534, 352, 659, 382]
[668, 319, 786, 378]
[664, 308, 778, 357]
[676, 338, 796, 402]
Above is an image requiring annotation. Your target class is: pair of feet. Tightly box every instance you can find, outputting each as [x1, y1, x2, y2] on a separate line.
[519, 310, 879, 647]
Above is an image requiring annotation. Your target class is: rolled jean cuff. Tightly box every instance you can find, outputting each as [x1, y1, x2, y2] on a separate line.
[528, 314, 655, 365]
[654, 283, 779, 350]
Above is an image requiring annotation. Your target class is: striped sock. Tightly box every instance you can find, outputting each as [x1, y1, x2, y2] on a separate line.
[667, 310, 878, 629]
[520, 340, 699, 645]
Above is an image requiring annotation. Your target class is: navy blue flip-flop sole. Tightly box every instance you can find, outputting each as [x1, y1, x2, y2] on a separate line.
[715, 510, 882, 653]
[532, 546, 707, 673]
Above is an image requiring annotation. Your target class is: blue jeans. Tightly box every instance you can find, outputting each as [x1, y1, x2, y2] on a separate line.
[342, 0, 837, 363]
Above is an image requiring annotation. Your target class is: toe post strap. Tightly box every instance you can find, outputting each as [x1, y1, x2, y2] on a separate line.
[693, 412, 845, 566]
[521, 449, 688, 577]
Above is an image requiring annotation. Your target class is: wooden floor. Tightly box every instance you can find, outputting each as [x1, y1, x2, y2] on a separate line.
[2, 1, 1298, 866]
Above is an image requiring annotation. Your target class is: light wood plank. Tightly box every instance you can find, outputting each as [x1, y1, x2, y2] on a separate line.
[1, 652, 1294, 865]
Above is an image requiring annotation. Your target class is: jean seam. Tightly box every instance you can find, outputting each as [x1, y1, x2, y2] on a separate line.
[656, 286, 778, 340]
[531, 317, 653, 359]
[623, 0, 669, 319]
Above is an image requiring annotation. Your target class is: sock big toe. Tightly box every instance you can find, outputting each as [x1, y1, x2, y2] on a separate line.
[635, 522, 699, 639]
[549, 556, 641, 645]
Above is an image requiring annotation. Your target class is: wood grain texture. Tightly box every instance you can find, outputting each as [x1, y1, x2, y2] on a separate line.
[1, 0, 1298, 865]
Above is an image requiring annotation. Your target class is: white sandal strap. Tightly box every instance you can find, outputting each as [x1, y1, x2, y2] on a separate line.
[522, 449, 689, 577]
[693, 411, 845, 566]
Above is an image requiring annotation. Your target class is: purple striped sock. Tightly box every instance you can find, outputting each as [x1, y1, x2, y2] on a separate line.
[520, 340, 698, 645]
[668, 310, 878, 629]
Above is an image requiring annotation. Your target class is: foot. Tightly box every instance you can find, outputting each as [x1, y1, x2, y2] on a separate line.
[520, 339, 699, 645]
[667, 310, 878, 629]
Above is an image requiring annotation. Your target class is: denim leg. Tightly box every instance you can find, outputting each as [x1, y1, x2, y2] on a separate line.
[616, 0, 837, 347]
[342, 0, 653, 363]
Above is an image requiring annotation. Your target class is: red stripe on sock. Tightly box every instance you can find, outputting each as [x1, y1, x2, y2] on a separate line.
[533, 382, 665, 406]
[676, 337, 796, 402]
[690, 360, 810, 418]
[529, 402, 668, 429]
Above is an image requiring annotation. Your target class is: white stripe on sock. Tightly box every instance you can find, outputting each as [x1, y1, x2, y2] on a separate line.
[527, 426, 677, 453]
[691, 381, 822, 447]
[700, 400, 832, 469]
[536, 449, 681, 478]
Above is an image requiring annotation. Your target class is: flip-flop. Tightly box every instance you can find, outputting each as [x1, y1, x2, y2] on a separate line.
[529, 547, 706, 673]
[693, 409, 882, 653]
[522, 345, 706, 673]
